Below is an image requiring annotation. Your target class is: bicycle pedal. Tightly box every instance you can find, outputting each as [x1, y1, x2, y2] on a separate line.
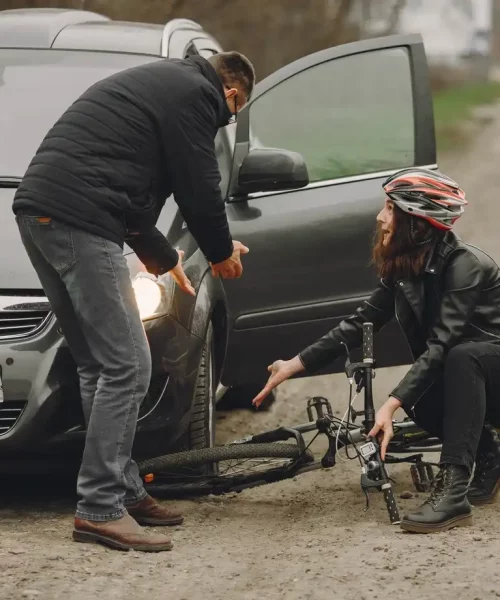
[410, 462, 435, 493]
[307, 396, 333, 421]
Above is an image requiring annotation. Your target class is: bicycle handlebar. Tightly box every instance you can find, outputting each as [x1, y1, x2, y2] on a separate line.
[292, 322, 402, 525]
[362, 322, 375, 432]
[382, 485, 401, 524]
[362, 322, 374, 363]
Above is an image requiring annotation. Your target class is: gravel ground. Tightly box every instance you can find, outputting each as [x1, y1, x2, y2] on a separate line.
[2, 106, 500, 600]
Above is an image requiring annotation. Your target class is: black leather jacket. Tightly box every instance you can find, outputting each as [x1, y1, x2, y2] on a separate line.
[299, 231, 500, 412]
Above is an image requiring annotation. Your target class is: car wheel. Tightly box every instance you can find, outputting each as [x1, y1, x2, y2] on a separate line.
[188, 322, 216, 450]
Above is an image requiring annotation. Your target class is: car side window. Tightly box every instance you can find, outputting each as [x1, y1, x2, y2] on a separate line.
[248, 48, 415, 182]
[215, 130, 233, 198]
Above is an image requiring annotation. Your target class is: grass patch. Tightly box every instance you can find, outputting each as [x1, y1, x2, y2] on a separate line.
[433, 81, 500, 153]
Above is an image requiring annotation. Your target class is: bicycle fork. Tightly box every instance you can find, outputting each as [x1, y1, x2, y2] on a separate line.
[358, 440, 401, 524]
[350, 323, 402, 525]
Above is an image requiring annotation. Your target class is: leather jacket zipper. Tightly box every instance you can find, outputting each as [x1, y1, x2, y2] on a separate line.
[395, 281, 415, 357]
[395, 281, 421, 418]
[410, 381, 436, 419]
[394, 303, 418, 418]
[470, 323, 500, 341]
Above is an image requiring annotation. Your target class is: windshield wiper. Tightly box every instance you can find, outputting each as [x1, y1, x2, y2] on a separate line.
[0, 177, 21, 188]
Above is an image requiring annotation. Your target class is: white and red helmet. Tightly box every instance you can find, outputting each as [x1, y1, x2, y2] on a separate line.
[382, 167, 467, 230]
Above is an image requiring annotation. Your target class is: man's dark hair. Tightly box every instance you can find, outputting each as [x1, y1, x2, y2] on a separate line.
[208, 51, 256, 100]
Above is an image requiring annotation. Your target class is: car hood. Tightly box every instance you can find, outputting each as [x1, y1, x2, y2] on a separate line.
[1, 188, 179, 290]
[0, 188, 42, 289]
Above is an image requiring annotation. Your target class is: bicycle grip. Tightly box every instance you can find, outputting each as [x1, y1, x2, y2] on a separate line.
[382, 485, 401, 524]
[362, 322, 374, 362]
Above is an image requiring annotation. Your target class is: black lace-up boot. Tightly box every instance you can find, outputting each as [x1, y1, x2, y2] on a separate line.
[468, 426, 500, 505]
[400, 464, 472, 533]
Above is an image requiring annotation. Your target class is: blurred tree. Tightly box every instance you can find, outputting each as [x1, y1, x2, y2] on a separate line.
[1, 0, 406, 79]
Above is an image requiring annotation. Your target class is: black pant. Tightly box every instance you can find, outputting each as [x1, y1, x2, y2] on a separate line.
[408, 341, 500, 473]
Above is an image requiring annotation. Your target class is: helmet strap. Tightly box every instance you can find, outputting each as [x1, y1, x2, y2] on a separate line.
[410, 216, 433, 246]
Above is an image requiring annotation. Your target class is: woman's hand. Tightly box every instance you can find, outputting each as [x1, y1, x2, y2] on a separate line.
[368, 397, 403, 460]
[252, 356, 305, 408]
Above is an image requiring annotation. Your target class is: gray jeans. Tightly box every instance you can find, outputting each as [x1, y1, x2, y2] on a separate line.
[16, 211, 150, 521]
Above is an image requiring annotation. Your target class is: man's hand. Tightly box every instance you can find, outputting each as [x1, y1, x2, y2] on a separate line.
[252, 356, 305, 408]
[211, 241, 249, 279]
[169, 250, 195, 296]
[368, 396, 403, 460]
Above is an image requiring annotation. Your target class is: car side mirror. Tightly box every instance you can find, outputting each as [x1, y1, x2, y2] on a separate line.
[233, 148, 309, 197]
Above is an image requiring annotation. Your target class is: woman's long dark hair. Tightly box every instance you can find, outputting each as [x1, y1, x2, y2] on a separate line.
[372, 204, 443, 283]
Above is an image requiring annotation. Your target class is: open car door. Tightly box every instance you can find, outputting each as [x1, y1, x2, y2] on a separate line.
[220, 33, 436, 387]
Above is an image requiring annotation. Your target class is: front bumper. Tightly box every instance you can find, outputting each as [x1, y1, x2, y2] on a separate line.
[0, 296, 75, 451]
[0, 294, 198, 455]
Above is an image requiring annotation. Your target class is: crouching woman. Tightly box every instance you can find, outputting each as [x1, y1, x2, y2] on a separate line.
[253, 168, 500, 533]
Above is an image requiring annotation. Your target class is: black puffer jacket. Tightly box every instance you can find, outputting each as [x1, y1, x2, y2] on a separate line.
[12, 56, 233, 275]
[299, 231, 500, 412]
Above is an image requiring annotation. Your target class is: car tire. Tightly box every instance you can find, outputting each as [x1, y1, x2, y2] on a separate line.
[187, 322, 216, 450]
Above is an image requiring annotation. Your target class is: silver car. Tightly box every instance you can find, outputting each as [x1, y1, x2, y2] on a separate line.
[0, 8, 436, 473]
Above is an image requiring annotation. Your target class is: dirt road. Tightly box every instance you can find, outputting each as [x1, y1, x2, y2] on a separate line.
[3, 107, 500, 600]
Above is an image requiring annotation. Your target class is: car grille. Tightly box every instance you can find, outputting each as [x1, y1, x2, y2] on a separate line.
[0, 400, 27, 436]
[0, 309, 52, 340]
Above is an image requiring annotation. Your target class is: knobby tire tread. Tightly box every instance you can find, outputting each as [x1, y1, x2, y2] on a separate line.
[138, 443, 313, 475]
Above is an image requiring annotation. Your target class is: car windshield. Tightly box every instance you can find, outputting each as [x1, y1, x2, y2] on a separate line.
[0, 49, 161, 177]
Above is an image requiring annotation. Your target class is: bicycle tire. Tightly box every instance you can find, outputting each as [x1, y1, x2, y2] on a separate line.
[143, 463, 318, 498]
[138, 442, 313, 475]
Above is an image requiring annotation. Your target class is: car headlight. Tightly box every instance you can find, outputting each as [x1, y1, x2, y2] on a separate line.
[132, 274, 163, 320]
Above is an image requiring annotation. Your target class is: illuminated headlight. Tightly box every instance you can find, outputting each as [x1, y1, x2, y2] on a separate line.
[132, 274, 163, 320]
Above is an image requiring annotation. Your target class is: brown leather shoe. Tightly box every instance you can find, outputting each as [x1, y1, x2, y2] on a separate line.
[73, 514, 172, 552]
[126, 494, 184, 526]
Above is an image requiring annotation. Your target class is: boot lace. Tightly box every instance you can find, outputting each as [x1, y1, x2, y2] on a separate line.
[471, 453, 497, 488]
[426, 467, 453, 508]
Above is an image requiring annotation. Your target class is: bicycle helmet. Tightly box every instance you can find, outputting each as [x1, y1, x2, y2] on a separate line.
[382, 167, 467, 230]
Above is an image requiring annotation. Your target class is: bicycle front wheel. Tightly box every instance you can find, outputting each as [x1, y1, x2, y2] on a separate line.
[138, 442, 316, 498]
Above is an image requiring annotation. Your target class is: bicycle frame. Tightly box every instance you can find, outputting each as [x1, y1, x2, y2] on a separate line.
[240, 322, 441, 524]
[140, 323, 444, 509]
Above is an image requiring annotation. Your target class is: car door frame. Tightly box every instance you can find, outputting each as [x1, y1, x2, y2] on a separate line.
[227, 33, 436, 202]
